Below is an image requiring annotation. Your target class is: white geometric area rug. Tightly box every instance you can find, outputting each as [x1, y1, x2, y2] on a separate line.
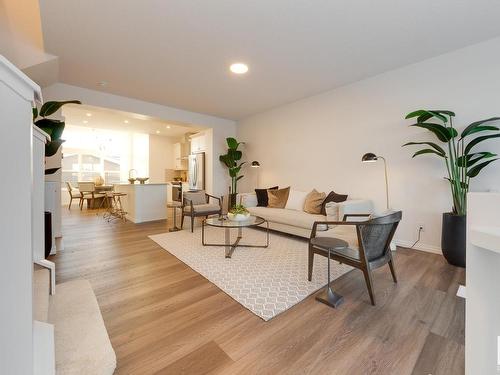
[149, 227, 352, 321]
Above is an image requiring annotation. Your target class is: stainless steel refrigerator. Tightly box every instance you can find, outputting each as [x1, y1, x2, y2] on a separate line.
[188, 152, 205, 190]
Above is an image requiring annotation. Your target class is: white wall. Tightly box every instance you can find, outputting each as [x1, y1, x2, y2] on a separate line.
[149, 134, 177, 183]
[238, 37, 500, 251]
[42, 83, 237, 196]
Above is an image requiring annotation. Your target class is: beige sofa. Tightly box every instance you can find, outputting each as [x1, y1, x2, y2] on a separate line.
[238, 192, 374, 245]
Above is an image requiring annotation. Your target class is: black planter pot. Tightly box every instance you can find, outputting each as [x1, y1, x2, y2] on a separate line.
[441, 213, 466, 268]
[228, 193, 237, 209]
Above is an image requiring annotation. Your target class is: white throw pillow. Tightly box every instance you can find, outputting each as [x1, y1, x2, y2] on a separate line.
[324, 201, 339, 221]
[285, 190, 308, 211]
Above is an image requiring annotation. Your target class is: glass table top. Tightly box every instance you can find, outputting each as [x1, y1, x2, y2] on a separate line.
[204, 215, 266, 228]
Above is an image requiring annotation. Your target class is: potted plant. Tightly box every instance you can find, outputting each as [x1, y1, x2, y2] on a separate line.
[219, 137, 245, 208]
[227, 204, 250, 221]
[32, 100, 81, 174]
[403, 110, 500, 267]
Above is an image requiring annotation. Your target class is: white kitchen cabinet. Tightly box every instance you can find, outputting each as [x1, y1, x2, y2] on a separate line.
[190, 132, 206, 153]
[174, 142, 188, 170]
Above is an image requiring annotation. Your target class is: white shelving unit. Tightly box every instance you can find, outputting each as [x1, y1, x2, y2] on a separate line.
[0, 55, 46, 374]
[466, 192, 500, 375]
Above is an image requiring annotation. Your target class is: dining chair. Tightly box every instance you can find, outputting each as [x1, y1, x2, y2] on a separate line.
[65, 181, 81, 210]
[308, 210, 402, 305]
[77, 181, 105, 210]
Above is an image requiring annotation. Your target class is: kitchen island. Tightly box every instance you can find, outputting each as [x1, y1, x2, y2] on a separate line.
[113, 183, 169, 223]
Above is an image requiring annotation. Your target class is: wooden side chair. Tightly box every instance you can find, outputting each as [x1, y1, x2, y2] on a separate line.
[308, 210, 402, 305]
[65, 181, 81, 210]
[77, 181, 105, 210]
[181, 191, 222, 232]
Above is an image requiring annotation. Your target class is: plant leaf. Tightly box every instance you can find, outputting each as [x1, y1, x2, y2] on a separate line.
[45, 139, 65, 157]
[35, 118, 65, 140]
[39, 100, 81, 117]
[461, 117, 500, 138]
[226, 137, 239, 149]
[405, 110, 449, 123]
[457, 152, 496, 167]
[402, 141, 446, 156]
[410, 123, 457, 142]
[45, 168, 60, 175]
[464, 134, 500, 155]
[466, 158, 499, 178]
[236, 175, 244, 181]
[228, 149, 242, 161]
[412, 149, 446, 158]
[460, 125, 499, 138]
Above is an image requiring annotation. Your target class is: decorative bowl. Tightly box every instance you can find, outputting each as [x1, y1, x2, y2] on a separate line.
[128, 178, 136, 184]
[137, 177, 149, 184]
[227, 212, 251, 221]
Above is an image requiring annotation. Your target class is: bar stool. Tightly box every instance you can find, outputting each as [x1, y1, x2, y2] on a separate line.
[103, 192, 128, 222]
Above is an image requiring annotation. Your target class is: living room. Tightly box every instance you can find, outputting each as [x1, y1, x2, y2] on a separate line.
[2, 1, 500, 375]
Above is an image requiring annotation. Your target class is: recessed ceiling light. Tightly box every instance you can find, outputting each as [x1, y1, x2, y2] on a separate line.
[156, 130, 160, 134]
[86, 113, 92, 117]
[230, 63, 249, 74]
[166, 125, 171, 129]
[124, 120, 129, 124]
[83, 120, 88, 124]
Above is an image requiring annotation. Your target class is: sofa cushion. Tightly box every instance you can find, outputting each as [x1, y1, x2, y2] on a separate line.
[285, 190, 308, 211]
[268, 187, 290, 208]
[255, 186, 278, 207]
[247, 206, 325, 230]
[321, 190, 348, 215]
[304, 189, 326, 214]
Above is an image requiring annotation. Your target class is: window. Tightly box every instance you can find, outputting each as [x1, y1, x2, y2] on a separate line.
[61, 125, 149, 186]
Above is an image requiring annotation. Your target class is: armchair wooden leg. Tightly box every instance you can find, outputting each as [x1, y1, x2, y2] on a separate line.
[388, 259, 398, 283]
[180, 213, 185, 229]
[79, 198, 84, 210]
[191, 216, 194, 233]
[68, 198, 72, 210]
[308, 248, 314, 281]
[362, 268, 376, 306]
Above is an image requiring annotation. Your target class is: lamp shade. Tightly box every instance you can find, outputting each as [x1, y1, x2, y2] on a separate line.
[251, 161, 260, 168]
[361, 153, 378, 162]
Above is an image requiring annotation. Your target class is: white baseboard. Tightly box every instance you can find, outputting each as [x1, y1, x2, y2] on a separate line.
[393, 239, 442, 255]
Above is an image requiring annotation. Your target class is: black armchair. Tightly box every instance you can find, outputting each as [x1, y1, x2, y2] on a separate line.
[308, 211, 402, 305]
[181, 191, 223, 232]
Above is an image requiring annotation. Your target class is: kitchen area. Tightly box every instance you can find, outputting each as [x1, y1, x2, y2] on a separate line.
[114, 131, 209, 223]
[61, 104, 213, 224]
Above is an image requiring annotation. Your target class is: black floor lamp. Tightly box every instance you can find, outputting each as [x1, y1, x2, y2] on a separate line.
[251, 161, 260, 188]
[362, 153, 390, 210]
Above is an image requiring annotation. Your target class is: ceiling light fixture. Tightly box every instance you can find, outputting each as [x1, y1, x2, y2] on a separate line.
[230, 63, 249, 74]
[156, 130, 160, 134]
[166, 125, 171, 129]
[124, 120, 129, 124]
[86, 113, 92, 117]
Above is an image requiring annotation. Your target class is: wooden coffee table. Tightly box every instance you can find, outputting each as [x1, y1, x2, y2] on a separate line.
[202, 215, 269, 258]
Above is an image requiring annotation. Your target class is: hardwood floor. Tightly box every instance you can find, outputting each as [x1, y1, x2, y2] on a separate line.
[52, 208, 465, 374]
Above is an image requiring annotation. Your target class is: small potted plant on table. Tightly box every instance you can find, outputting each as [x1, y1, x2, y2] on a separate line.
[227, 204, 250, 222]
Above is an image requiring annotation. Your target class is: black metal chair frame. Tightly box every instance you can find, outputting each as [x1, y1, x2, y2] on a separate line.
[181, 193, 223, 232]
[308, 211, 402, 305]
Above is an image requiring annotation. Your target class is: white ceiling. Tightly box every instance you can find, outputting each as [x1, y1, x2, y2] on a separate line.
[39, 0, 500, 120]
[63, 104, 202, 137]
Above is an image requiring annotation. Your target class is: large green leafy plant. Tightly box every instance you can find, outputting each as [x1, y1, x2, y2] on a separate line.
[219, 137, 245, 194]
[33, 100, 81, 174]
[403, 110, 500, 215]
